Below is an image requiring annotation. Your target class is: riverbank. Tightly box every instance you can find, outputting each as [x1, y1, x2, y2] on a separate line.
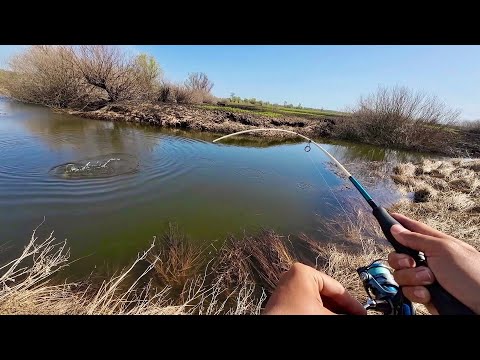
[1, 158, 478, 314]
[69, 101, 480, 157]
[69, 101, 337, 139]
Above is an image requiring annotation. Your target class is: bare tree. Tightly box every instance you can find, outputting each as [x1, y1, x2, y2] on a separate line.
[184, 72, 213, 93]
[72, 45, 143, 102]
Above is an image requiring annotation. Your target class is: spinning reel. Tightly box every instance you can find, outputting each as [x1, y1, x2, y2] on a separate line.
[357, 260, 415, 315]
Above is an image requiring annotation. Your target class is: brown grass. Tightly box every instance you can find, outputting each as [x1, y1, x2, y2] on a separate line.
[147, 223, 207, 289]
[391, 158, 480, 246]
[0, 218, 390, 315]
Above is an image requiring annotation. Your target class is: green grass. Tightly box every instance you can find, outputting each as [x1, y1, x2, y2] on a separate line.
[274, 106, 346, 117]
[199, 102, 346, 120]
[198, 104, 283, 118]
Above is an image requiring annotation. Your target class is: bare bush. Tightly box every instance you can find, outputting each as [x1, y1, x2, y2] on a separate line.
[185, 72, 214, 93]
[6, 46, 93, 108]
[157, 81, 175, 102]
[462, 119, 480, 133]
[172, 84, 194, 104]
[337, 86, 461, 152]
[4, 46, 218, 109]
[4, 46, 163, 109]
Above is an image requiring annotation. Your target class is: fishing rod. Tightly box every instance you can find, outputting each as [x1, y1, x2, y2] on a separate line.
[213, 128, 474, 315]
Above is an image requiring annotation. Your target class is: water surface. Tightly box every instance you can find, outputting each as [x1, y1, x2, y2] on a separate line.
[0, 98, 428, 278]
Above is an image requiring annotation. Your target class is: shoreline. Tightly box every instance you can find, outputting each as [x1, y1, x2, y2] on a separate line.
[66, 100, 480, 157]
[67, 101, 338, 139]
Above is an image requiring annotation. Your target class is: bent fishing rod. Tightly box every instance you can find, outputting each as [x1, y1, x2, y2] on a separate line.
[213, 128, 474, 315]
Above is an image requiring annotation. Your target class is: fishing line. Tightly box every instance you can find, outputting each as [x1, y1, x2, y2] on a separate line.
[305, 146, 356, 227]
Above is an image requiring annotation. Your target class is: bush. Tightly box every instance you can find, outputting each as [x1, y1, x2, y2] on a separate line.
[462, 120, 480, 133]
[157, 82, 217, 105]
[157, 81, 175, 102]
[336, 86, 461, 152]
[3, 46, 215, 109]
[6, 46, 93, 108]
[184, 72, 214, 93]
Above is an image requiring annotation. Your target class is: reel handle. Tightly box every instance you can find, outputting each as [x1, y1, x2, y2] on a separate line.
[373, 206, 475, 315]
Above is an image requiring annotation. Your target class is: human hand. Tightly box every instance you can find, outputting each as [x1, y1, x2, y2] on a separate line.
[263, 262, 366, 315]
[388, 213, 480, 314]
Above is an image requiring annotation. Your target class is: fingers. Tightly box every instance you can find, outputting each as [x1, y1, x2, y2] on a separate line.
[391, 213, 450, 239]
[390, 223, 443, 254]
[393, 266, 436, 286]
[388, 252, 416, 270]
[402, 286, 432, 304]
[317, 271, 367, 315]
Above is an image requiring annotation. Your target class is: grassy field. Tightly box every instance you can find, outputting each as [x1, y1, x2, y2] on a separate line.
[198, 102, 347, 120]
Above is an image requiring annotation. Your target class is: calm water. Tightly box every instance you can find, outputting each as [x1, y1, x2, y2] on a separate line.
[0, 98, 428, 278]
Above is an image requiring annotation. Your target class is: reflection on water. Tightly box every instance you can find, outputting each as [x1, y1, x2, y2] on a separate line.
[0, 98, 432, 279]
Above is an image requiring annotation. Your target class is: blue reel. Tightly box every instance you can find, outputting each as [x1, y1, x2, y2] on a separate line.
[357, 260, 415, 315]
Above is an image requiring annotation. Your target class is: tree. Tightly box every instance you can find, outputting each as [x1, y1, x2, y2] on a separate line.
[230, 92, 235, 101]
[185, 72, 214, 93]
[73, 45, 149, 102]
[135, 54, 161, 83]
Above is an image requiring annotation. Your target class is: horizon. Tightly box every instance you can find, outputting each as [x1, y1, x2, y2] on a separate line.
[1, 45, 479, 121]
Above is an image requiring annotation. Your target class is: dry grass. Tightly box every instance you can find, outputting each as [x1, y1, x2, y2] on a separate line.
[147, 224, 207, 288]
[0, 220, 390, 315]
[211, 231, 297, 297]
[391, 158, 480, 247]
[0, 226, 263, 315]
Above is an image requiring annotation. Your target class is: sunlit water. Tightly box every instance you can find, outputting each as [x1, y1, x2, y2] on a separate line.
[0, 98, 430, 279]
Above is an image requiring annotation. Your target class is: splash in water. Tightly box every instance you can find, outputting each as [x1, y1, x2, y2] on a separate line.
[50, 153, 139, 179]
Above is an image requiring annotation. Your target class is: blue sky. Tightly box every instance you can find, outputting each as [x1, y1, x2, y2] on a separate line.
[1, 45, 479, 120]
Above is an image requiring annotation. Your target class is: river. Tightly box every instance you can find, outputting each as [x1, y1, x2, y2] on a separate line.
[0, 98, 429, 279]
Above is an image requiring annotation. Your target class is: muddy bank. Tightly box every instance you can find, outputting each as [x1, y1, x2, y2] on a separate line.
[69, 101, 480, 157]
[69, 101, 338, 139]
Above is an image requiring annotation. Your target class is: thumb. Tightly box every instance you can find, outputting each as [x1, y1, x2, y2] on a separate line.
[391, 223, 443, 254]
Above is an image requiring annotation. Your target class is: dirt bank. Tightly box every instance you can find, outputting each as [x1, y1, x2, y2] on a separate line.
[70, 101, 337, 139]
[69, 101, 480, 157]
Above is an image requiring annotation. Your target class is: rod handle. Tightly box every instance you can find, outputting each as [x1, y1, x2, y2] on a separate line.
[373, 206, 475, 315]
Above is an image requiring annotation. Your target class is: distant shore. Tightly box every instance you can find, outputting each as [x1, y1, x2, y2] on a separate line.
[68, 101, 339, 139]
[68, 101, 480, 157]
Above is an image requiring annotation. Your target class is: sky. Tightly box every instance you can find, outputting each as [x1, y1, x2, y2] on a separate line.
[1, 45, 479, 120]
